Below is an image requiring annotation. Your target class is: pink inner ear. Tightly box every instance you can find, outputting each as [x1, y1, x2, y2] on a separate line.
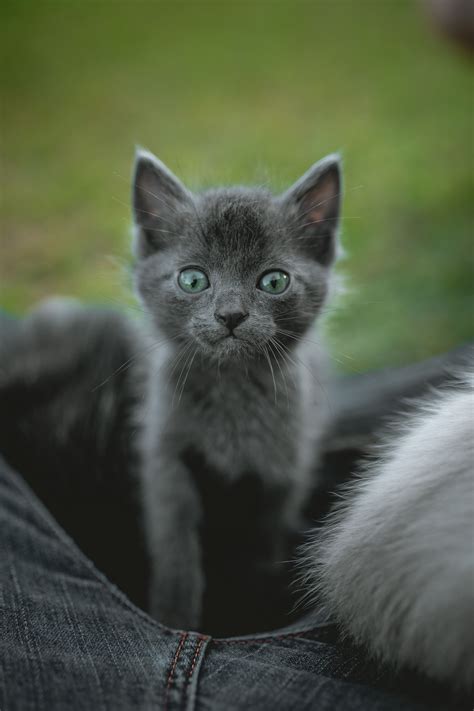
[139, 169, 163, 217]
[302, 174, 339, 225]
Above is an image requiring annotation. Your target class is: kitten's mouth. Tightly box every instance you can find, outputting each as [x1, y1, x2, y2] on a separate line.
[219, 334, 242, 346]
[203, 332, 255, 360]
[193, 329, 263, 361]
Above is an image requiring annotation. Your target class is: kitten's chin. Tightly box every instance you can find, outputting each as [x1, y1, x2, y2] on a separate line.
[199, 335, 257, 362]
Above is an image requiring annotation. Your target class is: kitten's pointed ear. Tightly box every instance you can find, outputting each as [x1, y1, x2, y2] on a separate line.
[282, 154, 342, 265]
[132, 149, 192, 258]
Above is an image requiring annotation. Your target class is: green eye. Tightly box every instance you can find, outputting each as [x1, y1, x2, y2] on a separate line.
[258, 270, 290, 295]
[178, 268, 209, 293]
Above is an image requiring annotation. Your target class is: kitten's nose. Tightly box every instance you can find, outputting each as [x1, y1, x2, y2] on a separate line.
[214, 310, 249, 332]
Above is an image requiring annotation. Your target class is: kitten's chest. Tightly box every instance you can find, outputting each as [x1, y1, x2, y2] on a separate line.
[177, 375, 300, 478]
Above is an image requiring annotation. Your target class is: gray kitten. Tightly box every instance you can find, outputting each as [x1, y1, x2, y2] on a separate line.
[133, 149, 341, 630]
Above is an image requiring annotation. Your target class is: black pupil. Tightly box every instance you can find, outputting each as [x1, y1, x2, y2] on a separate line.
[191, 276, 198, 288]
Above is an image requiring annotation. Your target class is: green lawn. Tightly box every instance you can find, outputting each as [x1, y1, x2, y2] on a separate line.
[1, 1, 473, 371]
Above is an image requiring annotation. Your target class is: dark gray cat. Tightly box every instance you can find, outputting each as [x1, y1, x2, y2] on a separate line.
[132, 149, 341, 629]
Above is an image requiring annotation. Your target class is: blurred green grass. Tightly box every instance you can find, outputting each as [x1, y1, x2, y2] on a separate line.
[1, 0, 473, 371]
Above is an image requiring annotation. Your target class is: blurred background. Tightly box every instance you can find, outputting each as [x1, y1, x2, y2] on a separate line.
[1, 0, 472, 371]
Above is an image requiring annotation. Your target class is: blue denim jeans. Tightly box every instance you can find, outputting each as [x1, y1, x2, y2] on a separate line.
[1, 456, 469, 710]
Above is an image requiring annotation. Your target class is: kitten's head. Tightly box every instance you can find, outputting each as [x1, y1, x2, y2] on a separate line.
[132, 149, 342, 362]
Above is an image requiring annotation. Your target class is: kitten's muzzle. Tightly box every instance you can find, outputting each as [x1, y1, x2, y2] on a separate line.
[214, 310, 249, 334]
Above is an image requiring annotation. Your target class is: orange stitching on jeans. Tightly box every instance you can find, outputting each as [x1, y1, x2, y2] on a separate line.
[164, 632, 188, 710]
[188, 635, 208, 680]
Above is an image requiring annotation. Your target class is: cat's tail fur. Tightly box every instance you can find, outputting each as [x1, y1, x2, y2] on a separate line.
[301, 373, 474, 689]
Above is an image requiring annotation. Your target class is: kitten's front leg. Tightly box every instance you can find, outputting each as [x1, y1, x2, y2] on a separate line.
[141, 449, 204, 630]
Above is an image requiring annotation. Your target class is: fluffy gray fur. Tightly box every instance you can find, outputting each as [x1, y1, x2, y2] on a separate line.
[132, 149, 342, 629]
[302, 375, 474, 689]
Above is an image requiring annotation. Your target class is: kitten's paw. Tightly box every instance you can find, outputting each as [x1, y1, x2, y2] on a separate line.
[147, 528, 205, 630]
[148, 566, 204, 631]
[149, 598, 201, 631]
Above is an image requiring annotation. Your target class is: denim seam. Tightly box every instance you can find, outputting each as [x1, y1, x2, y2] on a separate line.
[184, 634, 210, 711]
[163, 632, 188, 711]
